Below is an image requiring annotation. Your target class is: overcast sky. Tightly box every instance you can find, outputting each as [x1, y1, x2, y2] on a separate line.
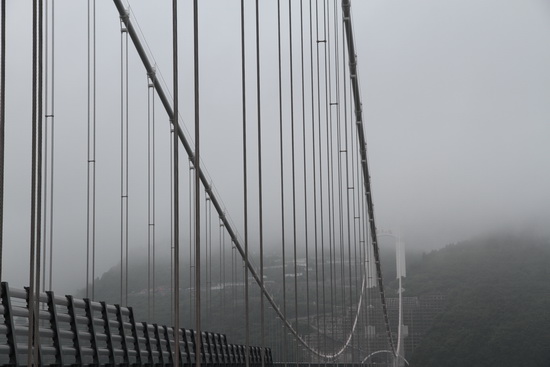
[2, 0, 549, 294]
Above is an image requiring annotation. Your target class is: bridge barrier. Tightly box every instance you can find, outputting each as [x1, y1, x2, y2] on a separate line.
[0, 282, 273, 366]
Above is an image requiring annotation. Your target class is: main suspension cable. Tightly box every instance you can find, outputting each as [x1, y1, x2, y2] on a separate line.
[341, 0, 396, 353]
[112, 0, 373, 359]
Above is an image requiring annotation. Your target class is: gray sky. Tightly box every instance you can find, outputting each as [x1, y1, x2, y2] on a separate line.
[2, 0, 549, 294]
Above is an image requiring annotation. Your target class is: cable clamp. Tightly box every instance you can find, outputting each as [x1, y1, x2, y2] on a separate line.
[147, 68, 156, 81]
[120, 9, 130, 23]
[205, 183, 213, 195]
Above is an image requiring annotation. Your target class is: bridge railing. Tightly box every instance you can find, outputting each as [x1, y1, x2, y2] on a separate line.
[0, 282, 273, 366]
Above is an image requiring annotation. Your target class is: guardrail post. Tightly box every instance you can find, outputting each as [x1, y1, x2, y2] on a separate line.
[25, 286, 43, 365]
[1, 282, 19, 365]
[154, 324, 165, 365]
[163, 325, 173, 365]
[100, 301, 115, 364]
[128, 307, 142, 365]
[46, 290, 64, 365]
[182, 329, 192, 366]
[84, 298, 99, 364]
[66, 295, 82, 364]
[142, 322, 154, 364]
[115, 304, 129, 364]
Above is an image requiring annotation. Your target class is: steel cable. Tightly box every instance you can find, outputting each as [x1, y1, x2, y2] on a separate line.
[86, 0, 96, 301]
[240, 1, 250, 366]
[28, 1, 39, 363]
[0, 0, 5, 283]
[276, 0, 288, 360]
[34, 1, 44, 363]
[287, 0, 300, 360]
[147, 74, 156, 321]
[254, 1, 266, 366]
[298, 0, 312, 361]
[112, 1, 375, 359]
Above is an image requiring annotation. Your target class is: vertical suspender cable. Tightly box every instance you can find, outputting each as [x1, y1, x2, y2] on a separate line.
[308, 0, 322, 357]
[287, 2, 300, 360]
[276, 0, 287, 360]
[28, 0, 37, 362]
[28, 1, 39, 364]
[120, 14, 129, 307]
[189, 161, 194, 326]
[341, 13, 357, 357]
[27, 0, 44, 363]
[240, 1, 250, 366]
[0, 0, 6, 281]
[147, 74, 155, 321]
[86, 0, 96, 301]
[48, 0, 55, 292]
[314, 0, 328, 356]
[193, 1, 201, 366]
[35, 2, 44, 359]
[298, 2, 311, 361]
[204, 196, 208, 317]
[169, 121, 173, 323]
[254, 1, 265, 365]
[219, 218, 224, 308]
[43, 0, 55, 293]
[341, 14, 360, 358]
[34, 1, 44, 363]
[332, 0, 349, 354]
[331, 0, 347, 352]
[322, 0, 337, 352]
[42, 0, 48, 292]
[171, 0, 181, 363]
[209, 198, 212, 317]
[206, 197, 212, 320]
[232, 241, 236, 315]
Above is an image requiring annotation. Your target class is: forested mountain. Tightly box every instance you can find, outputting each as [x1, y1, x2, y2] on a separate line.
[404, 234, 550, 367]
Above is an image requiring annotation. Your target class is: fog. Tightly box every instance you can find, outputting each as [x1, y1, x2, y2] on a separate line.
[1, 0, 549, 295]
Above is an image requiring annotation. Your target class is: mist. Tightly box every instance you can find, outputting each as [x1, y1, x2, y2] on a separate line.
[1, 0, 549, 296]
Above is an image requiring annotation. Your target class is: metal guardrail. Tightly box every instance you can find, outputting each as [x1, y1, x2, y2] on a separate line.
[0, 282, 273, 366]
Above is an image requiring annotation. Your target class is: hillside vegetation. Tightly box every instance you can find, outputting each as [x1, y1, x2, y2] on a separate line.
[405, 234, 550, 367]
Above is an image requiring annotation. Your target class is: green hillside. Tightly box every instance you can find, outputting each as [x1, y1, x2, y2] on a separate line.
[405, 234, 550, 367]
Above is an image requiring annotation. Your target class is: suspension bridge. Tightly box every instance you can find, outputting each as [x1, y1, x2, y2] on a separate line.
[0, 1, 408, 366]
